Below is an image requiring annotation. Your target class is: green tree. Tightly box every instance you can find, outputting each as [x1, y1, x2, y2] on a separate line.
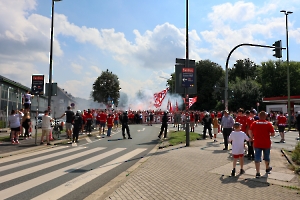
[228, 58, 258, 82]
[91, 69, 121, 106]
[194, 60, 225, 110]
[228, 77, 262, 111]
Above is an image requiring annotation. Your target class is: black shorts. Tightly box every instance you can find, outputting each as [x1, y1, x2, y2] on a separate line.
[24, 103, 30, 109]
[11, 127, 20, 132]
[278, 125, 285, 133]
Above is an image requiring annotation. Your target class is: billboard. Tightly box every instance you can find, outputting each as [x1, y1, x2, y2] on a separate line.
[31, 75, 44, 95]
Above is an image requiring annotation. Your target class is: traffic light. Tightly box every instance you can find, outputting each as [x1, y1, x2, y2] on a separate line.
[273, 40, 282, 58]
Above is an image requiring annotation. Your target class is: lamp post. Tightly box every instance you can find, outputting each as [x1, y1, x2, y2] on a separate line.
[280, 10, 293, 129]
[6, 87, 11, 128]
[48, 0, 62, 111]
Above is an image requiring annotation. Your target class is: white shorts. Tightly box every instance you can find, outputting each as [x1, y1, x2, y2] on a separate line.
[213, 128, 218, 135]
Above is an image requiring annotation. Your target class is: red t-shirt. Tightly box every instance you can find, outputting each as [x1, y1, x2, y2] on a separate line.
[277, 115, 287, 126]
[107, 117, 113, 128]
[250, 120, 274, 148]
[96, 113, 101, 121]
[246, 117, 255, 135]
[235, 115, 247, 132]
[217, 112, 222, 119]
[114, 114, 119, 121]
[85, 113, 93, 120]
[190, 113, 195, 122]
[99, 112, 107, 123]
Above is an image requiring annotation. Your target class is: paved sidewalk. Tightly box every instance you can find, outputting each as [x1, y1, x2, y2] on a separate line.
[102, 137, 300, 200]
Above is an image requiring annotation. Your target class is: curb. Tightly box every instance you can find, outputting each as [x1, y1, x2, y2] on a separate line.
[281, 148, 295, 167]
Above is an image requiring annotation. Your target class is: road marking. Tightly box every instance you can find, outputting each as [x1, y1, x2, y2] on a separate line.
[0, 148, 126, 200]
[0, 146, 83, 171]
[0, 146, 68, 164]
[33, 148, 147, 200]
[0, 147, 105, 184]
[86, 137, 92, 143]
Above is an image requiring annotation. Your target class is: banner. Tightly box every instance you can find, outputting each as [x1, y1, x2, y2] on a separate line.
[153, 88, 169, 108]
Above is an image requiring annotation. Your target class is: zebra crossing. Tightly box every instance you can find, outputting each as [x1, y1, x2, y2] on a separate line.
[0, 144, 147, 200]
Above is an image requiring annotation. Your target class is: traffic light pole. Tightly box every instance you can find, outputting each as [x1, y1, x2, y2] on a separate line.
[224, 43, 286, 110]
[185, 0, 190, 147]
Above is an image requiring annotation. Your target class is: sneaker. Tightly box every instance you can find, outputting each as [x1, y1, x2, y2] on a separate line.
[266, 166, 272, 174]
[40, 142, 44, 145]
[296, 137, 300, 140]
[214, 139, 218, 142]
[11, 140, 15, 144]
[15, 140, 20, 144]
[255, 173, 261, 178]
[123, 136, 126, 139]
[128, 137, 133, 139]
[231, 168, 236, 176]
[223, 148, 228, 150]
[47, 143, 51, 145]
[240, 169, 245, 175]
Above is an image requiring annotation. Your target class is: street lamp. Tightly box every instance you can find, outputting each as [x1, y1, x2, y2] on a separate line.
[280, 10, 293, 129]
[6, 87, 11, 128]
[48, 0, 62, 111]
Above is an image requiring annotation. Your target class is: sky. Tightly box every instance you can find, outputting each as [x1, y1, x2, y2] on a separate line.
[1, 0, 300, 109]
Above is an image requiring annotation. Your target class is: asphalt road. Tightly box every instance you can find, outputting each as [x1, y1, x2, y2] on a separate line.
[0, 124, 160, 200]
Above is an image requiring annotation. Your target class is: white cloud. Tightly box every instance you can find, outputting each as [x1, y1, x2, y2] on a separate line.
[71, 63, 83, 74]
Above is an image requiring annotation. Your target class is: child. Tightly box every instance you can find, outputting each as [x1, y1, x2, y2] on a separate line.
[212, 113, 219, 142]
[228, 122, 250, 176]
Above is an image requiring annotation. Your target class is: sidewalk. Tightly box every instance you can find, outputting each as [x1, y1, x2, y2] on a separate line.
[97, 125, 300, 200]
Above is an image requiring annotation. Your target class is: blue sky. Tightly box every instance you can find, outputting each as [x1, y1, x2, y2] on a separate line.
[1, 0, 300, 105]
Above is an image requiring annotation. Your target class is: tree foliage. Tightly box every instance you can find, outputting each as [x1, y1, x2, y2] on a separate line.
[91, 70, 120, 106]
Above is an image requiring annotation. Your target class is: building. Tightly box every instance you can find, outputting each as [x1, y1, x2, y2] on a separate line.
[0, 75, 48, 128]
[51, 87, 77, 118]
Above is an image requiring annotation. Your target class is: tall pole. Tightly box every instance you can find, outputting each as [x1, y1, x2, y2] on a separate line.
[281, 10, 292, 129]
[185, 0, 190, 147]
[6, 87, 10, 128]
[48, 0, 57, 111]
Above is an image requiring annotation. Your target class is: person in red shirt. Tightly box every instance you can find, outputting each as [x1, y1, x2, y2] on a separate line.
[276, 111, 287, 143]
[96, 111, 101, 130]
[85, 109, 93, 135]
[245, 110, 255, 160]
[113, 111, 119, 130]
[81, 110, 86, 134]
[235, 108, 247, 133]
[106, 114, 114, 137]
[99, 110, 107, 135]
[249, 111, 275, 178]
[190, 112, 195, 132]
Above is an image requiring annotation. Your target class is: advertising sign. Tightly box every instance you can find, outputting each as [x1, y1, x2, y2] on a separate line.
[31, 75, 44, 95]
[182, 68, 194, 87]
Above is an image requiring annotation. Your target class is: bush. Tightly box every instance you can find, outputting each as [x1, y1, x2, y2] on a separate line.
[291, 142, 300, 165]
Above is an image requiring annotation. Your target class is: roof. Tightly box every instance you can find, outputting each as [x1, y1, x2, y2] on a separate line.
[0, 75, 30, 91]
[262, 96, 300, 103]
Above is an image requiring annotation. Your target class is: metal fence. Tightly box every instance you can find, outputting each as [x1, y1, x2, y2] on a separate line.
[0, 110, 7, 128]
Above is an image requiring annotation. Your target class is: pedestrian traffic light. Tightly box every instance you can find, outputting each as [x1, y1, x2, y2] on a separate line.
[273, 40, 282, 58]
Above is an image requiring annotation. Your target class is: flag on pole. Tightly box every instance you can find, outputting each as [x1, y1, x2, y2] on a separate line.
[189, 97, 197, 108]
[175, 101, 179, 111]
[153, 88, 169, 108]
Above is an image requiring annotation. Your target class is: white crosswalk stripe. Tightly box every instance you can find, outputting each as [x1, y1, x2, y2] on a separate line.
[0, 146, 84, 172]
[33, 148, 147, 200]
[0, 147, 147, 200]
[0, 147, 105, 184]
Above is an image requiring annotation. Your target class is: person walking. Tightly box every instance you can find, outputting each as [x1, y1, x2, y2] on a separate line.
[106, 114, 114, 137]
[59, 106, 74, 139]
[121, 111, 132, 139]
[85, 109, 93, 135]
[212, 113, 219, 142]
[220, 110, 234, 150]
[8, 110, 23, 144]
[41, 110, 53, 145]
[276, 111, 287, 143]
[21, 111, 31, 140]
[249, 111, 275, 178]
[246, 110, 256, 160]
[229, 122, 249, 176]
[202, 112, 213, 139]
[72, 110, 83, 143]
[158, 111, 168, 139]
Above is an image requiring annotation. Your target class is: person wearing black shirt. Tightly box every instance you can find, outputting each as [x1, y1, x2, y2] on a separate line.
[121, 111, 132, 139]
[202, 112, 213, 139]
[72, 110, 83, 143]
[158, 111, 168, 139]
[60, 106, 74, 139]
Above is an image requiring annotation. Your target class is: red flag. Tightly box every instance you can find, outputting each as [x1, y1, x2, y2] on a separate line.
[176, 101, 178, 111]
[153, 88, 169, 108]
[169, 101, 173, 112]
[189, 97, 197, 108]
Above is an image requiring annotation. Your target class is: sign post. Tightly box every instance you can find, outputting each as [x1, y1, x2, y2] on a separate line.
[31, 75, 44, 95]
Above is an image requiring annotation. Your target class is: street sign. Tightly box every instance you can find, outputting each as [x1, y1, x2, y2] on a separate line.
[182, 67, 194, 87]
[45, 83, 58, 96]
[31, 75, 44, 95]
[175, 64, 197, 95]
